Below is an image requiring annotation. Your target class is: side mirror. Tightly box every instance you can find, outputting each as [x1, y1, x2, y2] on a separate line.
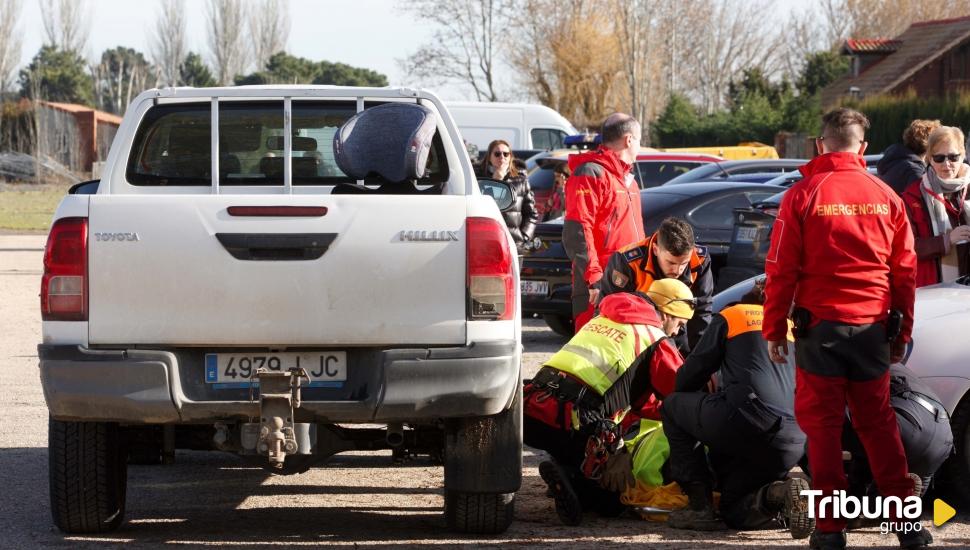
[478, 179, 515, 211]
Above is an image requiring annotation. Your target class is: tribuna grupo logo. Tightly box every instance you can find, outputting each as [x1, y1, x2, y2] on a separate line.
[801, 489, 924, 534]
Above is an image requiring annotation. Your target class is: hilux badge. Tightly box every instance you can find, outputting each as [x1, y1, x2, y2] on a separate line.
[399, 230, 459, 242]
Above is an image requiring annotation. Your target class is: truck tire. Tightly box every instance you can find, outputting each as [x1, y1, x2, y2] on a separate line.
[49, 418, 127, 533]
[443, 387, 522, 534]
[543, 314, 574, 337]
[444, 490, 515, 534]
[942, 394, 970, 505]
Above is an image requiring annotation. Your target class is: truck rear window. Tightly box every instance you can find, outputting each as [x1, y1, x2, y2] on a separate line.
[126, 101, 449, 186]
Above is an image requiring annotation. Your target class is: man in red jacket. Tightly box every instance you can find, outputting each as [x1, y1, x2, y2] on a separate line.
[563, 113, 645, 331]
[762, 108, 926, 550]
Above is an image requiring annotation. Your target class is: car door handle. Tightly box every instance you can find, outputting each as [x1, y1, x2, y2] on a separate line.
[215, 233, 337, 261]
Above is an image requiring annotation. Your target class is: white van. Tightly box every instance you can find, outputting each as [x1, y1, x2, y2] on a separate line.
[448, 101, 578, 152]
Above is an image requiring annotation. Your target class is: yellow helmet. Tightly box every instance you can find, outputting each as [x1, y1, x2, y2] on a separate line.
[646, 278, 695, 320]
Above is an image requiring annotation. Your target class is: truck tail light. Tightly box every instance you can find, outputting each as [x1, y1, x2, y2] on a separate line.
[466, 217, 515, 320]
[41, 217, 88, 321]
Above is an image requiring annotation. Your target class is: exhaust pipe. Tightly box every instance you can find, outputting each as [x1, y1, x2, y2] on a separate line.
[386, 423, 404, 447]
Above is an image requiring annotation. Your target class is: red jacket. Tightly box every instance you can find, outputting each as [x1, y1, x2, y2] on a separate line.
[763, 153, 917, 343]
[563, 147, 645, 286]
[598, 293, 683, 422]
[901, 180, 968, 287]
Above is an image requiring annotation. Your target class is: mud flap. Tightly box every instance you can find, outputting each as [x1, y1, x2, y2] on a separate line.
[444, 384, 522, 493]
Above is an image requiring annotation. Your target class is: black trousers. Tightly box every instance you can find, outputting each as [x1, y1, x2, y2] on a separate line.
[662, 388, 806, 529]
[524, 414, 624, 513]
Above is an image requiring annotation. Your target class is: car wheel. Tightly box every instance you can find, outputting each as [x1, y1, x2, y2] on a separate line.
[942, 394, 970, 505]
[49, 418, 127, 533]
[543, 314, 574, 337]
[443, 386, 522, 533]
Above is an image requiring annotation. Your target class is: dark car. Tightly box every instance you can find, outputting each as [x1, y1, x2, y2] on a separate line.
[663, 159, 809, 185]
[520, 182, 784, 335]
[718, 162, 883, 291]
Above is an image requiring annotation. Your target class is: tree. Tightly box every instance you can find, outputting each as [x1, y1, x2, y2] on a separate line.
[19, 45, 94, 104]
[206, 0, 250, 85]
[92, 47, 153, 114]
[179, 52, 216, 88]
[399, 0, 505, 101]
[728, 68, 792, 111]
[797, 50, 850, 97]
[652, 93, 699, 146]
[249, 0, 290, 72]
[149, 0, 186, 87]
[0, 0, 23, 94]
[39, 0, 89, 54]
[234, 52, 387, 87]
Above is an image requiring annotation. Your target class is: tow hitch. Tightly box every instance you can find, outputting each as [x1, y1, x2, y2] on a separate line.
[240, 368, 313, 468]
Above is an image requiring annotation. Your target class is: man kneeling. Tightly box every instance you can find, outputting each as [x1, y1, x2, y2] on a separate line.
[661, 279, 813, 537]
[524, 279, 694, 525]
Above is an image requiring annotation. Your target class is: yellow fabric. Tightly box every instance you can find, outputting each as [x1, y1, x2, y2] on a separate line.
[544, 316, 656, 395]
[622, 482, 722, 522]
[624, 419, 669, 487]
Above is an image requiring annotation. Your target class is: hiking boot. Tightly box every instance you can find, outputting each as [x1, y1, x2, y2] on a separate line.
[896, 474, 932, 549]
[766, 477, 815, 539]
[809, 530, 847, 550]
[538, 460, 583, 526]
[667, 507, 727, 531]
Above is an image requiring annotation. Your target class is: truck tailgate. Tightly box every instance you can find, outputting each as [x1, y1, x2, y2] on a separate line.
[88, 195, 467, 345]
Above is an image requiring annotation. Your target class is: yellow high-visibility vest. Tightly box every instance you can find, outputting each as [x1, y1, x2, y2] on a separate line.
[545, 316, 666, 395]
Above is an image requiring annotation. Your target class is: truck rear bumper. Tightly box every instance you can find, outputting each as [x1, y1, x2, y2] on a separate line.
[38, 341, 520, 423]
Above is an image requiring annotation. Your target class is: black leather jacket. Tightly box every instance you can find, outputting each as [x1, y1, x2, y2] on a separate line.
[479, 166, 538, 246]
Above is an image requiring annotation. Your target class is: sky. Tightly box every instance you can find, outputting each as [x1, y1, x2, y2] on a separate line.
[15, 0, 804, 102]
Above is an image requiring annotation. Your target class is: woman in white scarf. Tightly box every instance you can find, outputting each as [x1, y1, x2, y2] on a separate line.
[902, 126, 970, 286]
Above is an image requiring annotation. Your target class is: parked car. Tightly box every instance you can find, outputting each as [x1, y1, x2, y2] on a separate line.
[713, 275, 970, 505]
[448, 101, 577, 151]
[526, 150, 723, 219]
[664, 159, 809, 185]
[521, 182, 783, 335]
[718, 163, 883, 291]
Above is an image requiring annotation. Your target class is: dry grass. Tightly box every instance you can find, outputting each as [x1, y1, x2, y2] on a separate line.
[0, 182, 72, 232]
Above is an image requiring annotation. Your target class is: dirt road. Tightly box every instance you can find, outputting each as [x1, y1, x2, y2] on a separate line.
[2, 235, 967, 548]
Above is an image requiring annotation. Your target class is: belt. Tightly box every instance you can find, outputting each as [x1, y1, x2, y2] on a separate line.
[908, 392, 948, 422]
[531, 367, 604, 411]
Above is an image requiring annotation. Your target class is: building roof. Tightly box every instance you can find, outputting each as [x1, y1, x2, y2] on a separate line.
[822, 15, 970, 106]
[842, 38, 902, 54]
[38, 100, 123, 126]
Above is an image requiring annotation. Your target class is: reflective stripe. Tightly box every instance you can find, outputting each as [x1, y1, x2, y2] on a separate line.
[560, 344, 616, 379]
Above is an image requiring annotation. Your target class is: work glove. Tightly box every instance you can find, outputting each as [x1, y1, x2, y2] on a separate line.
[599, 451, 636, 493]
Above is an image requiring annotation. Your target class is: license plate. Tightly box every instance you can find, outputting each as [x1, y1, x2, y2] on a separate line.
[521, 280, 549, 296]
[735, 226, 759, 243]
[204, 352, 347, 389]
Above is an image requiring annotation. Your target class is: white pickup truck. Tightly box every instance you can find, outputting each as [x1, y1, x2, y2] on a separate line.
[39, 86, 523, 535]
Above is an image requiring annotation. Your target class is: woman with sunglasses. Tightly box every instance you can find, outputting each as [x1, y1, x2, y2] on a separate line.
[478, 139, 538, 251]
[901, 126, 970, 286]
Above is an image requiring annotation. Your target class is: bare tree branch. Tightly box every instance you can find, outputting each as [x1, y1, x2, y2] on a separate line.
[398, 0, 504, 101]
[206, 0, 250, 86]
[249, 0, 290, 71]
[0, 0, 22, 93]
[39, 0, 90, 54]
[149, 0, 186, 87]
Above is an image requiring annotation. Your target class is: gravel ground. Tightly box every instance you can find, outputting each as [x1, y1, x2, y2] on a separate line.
[1, 235, 967, 549]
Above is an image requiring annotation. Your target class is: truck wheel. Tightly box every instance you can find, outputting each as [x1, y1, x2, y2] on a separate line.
[443, 387, 522, 534]
[49, 418, 127, 533]
[942, 395, 970, 505]
[543, 314, 574, 337]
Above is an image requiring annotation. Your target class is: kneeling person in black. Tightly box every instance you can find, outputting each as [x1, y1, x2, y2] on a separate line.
[661, 280, 812, 537]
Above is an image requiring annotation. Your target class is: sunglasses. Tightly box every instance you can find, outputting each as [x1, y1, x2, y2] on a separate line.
[931, 153, 962, 164]
[492, 151, 511, 158]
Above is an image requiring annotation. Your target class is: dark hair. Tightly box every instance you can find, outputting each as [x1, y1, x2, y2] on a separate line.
[656, 217, 694, 256]
[601, 113, 640, 145]
[740, 277, 766, 305]
[903, 119, 941, 155]
[821, 108, 869, 151]
[485, 139, 518, 177]
[553, 162, 570, 177]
